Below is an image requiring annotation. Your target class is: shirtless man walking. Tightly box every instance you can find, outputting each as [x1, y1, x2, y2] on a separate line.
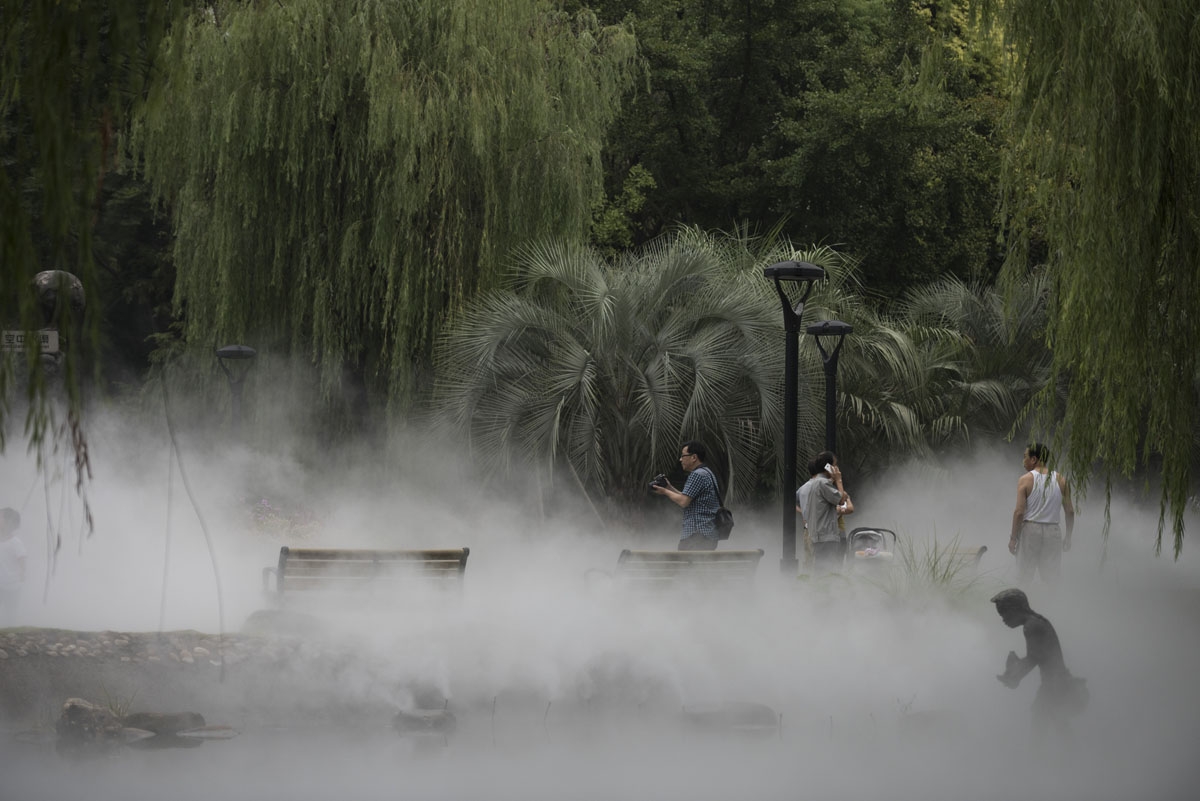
[1010, 443, 1074, 584]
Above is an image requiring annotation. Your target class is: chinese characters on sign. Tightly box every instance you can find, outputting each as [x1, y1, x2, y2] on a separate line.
[1, 330, 60, 354]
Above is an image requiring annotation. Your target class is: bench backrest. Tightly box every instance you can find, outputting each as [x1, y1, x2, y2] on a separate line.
[615, 549, 765, 592]
[945, 545, 988, 569]
[265, 547, 469, 594]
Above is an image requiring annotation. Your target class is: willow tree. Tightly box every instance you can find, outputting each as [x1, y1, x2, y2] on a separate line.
[991, 0, 1200, 554]
[1, 0, 175, 478]
[135, 0, 637, 409]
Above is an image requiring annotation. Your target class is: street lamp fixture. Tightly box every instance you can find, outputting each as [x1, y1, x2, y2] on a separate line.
[763, 260, 826, 575]
[215, 344, 256, 435]
[806, 320, 853, 454]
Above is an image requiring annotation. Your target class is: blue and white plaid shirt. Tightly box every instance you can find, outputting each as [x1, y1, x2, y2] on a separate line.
[680, 466, 720, 539]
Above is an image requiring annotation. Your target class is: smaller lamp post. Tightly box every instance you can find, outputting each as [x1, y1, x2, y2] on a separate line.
[805, 320, 853, 453]
[763, 260, 826, 575]
[215, 345, 257, 435]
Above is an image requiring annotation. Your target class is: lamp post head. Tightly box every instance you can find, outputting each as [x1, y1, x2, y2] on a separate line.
[215, 344, 256, 387]
[215, 345, 256, 435]
[763, 260, 826, 283]
[216, 344, 257, 361]
[764, 261, 826, 331]
[807, 318, 853, 366]
[805, 320, 854, 338]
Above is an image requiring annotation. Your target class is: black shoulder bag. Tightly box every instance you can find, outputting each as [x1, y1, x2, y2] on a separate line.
[701, 467, 735, 540]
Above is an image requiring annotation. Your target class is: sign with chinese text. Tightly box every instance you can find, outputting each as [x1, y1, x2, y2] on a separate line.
[1, 329, 60, 354]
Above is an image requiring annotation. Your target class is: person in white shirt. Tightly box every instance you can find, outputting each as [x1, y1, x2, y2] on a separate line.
[0, 507, 26, 623]
[1010, 444, 1074, 584]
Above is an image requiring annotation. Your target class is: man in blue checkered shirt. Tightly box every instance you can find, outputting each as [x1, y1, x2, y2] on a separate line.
[653, 440, 721, 550]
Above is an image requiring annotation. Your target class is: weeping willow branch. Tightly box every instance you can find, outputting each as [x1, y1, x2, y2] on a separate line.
[1, 0, 175, 486]
[134, 0, 638, 413]
[990, 0, 1200, 556]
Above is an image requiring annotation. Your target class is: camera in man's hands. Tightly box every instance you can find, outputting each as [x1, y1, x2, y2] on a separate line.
[649, 473, 668, 493]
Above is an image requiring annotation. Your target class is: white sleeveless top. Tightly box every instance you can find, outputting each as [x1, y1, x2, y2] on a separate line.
[1025, 470, 1063, 524]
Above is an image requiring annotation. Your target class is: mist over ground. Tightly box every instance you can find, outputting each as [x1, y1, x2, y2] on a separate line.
[2, 410, 1198, 800]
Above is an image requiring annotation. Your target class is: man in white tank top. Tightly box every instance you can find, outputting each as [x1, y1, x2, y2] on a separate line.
[1010, 443, 1075, 583]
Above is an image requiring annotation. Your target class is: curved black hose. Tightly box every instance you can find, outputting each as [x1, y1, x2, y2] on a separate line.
[160, 374, 226, 682]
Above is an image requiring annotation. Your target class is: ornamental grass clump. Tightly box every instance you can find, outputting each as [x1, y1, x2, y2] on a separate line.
[868, 533, 994, 604]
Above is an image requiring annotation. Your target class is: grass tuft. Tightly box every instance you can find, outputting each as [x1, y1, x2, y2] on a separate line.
[866, 533, 992, 602]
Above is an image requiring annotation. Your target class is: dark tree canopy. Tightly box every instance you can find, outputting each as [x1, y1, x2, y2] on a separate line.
[1, 0, 175, 475]
[584, 0, 1007, 296]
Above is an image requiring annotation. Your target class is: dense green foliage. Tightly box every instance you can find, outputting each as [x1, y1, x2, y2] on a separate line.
[582, 0, 1007, 295]
[135, 0, 638, 410]
[992, 0, 1200, 555]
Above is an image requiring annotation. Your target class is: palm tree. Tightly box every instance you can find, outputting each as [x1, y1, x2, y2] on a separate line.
[823, 275, 1052, 477]
[433, 231, 832, 521]
[896, 274, 1052, 442]
[830, 302, 961, 474]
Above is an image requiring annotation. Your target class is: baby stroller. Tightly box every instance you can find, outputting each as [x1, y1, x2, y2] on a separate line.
[846, 527, 897, 575]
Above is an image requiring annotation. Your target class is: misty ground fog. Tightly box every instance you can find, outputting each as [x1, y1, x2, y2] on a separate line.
[2, 413, 1199, 800]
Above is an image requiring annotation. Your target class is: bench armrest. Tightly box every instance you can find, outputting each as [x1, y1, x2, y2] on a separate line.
[262, 566, 279, 593]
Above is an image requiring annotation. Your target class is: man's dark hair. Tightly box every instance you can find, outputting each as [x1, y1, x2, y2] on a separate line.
[1027, 443, 1050, 464]
[681, 441, 707, 462]
[990, 588, 1031, 612]
[808, 451, 837, 476]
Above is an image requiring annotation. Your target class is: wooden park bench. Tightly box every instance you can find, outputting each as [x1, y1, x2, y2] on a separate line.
[614, 549, 765, 592]
[262, 546, 470, 598]
[944, 544, 988, 569]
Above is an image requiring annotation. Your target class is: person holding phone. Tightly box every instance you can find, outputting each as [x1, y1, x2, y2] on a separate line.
[795, 452, 849, 573]
[653, 440, 721, 551]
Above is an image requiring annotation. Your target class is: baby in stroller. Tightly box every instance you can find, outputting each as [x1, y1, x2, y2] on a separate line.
[848, 527, 896, 568]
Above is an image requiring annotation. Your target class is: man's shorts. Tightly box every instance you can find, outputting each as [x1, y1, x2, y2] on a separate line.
[678, 533, 718, 551]
[1017, 521, 1062, 583]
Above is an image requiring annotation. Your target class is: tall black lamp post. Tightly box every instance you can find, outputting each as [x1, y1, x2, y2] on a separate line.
[764, 260, 826, 575]
[806, 320, 853, 453]
[215, 345, 256, 435]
